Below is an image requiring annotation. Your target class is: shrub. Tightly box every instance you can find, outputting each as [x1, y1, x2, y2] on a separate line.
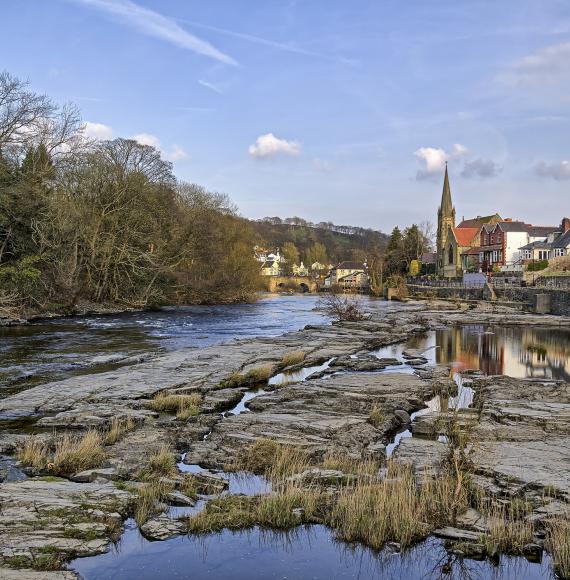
[316, 292, 366, 322]
[526, 260, 548, 272]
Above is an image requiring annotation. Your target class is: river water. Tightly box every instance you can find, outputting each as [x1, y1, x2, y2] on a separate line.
[2, 296, 569, 578]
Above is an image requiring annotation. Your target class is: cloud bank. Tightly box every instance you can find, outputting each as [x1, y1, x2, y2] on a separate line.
[536, 160, 570, 181]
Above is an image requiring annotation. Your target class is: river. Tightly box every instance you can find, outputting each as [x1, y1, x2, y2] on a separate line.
[2, 295, 569, 579]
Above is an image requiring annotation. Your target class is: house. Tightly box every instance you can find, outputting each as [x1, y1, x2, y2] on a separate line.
[260, 260, 281, 276]
[292, 262, 309, 276]
[330, 261, 367, 285]
[337, 271, 369, 291]
[479, 221, 559, 271]
[311, 261, 330, 272]
[519, 218, 570, 261]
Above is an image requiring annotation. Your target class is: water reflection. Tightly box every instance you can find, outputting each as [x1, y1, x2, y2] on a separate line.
[69, 524, 551, 580]
[435, 326, 570, 380]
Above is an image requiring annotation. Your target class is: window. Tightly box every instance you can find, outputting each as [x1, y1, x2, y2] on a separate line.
[448, 245, 454, 264]
[523, 250, 531, 259]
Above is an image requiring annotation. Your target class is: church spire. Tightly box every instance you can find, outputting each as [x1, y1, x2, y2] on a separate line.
[440, 162, 453, 216]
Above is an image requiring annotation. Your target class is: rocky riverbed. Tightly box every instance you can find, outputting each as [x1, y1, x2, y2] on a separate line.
[0, 298, 569, 578]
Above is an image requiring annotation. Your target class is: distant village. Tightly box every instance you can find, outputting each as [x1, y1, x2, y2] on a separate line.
[257, 165, 570, 293]
[433, 164, 570, 278]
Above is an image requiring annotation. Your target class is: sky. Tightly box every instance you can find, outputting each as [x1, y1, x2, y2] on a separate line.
[2, 0, 569, 232]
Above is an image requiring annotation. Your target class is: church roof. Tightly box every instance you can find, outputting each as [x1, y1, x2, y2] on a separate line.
[452, 227, 479, 246]
[457, 214, 501, 228]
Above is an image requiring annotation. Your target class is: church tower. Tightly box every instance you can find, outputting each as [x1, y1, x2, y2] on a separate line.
[436, 164, 455, 275]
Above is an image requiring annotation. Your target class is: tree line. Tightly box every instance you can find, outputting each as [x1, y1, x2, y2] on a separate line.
[0, 71, 261, 317]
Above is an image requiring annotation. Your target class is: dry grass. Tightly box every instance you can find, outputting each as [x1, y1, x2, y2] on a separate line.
[281, 350, 306, 368]
[17, 431, 106, 475]
[220, 365, 274, 388]
[187, 481, 321, 534]
[139, 445, 178, 480]
[368, 405, 384, 428]
[52, 431, 106, 475]
[328, 463, 460, 550]
[134, 480, 173, 525]
[321, 451, 380, 476]
[104, 417, 135, 445]
[147, 392, 201, 420]
[480, 504, 534, 555]
[546, 518, 570, 579]
[234, 438, 312, 482]
[16, 436, 50, 471]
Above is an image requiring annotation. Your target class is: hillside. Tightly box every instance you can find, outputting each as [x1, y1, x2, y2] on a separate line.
[250, 217, 388, 265]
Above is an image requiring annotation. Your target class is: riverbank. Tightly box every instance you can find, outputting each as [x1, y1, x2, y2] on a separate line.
[0, 298, 569, 578]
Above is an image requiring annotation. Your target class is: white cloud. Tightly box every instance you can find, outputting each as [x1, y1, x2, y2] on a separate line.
[73, 0, 237, 65]
[198, 80, 223, 94]
[249, 133, 301, 159]
[133, 132, 161, 148]
[133, 133, 188, 163]
[83, 121, 113, 140]
[500, 42, 570, 87]
[414, 144, 482, 181]
[536, 160, 570, 181]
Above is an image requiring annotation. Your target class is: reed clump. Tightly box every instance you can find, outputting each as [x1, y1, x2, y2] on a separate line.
[220, 365, 274, 388]
[134, 480, 173, 525]
[328, 463, 460, 550]
[281, 350, 306, 368]
[16, 436, 50, 471]
[546, 518, 570, 579]
[138, 445, 178, 480]
[104, 417, 135, 445]
[480, 503, 534, 556]
[234, 438, 312, 482]
[147, 392, 201, 420]
[17, 431, 106, 475]
[321, 451, 380, 476]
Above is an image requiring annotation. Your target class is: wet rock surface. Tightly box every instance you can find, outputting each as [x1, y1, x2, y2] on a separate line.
[1, 299, 570, 574]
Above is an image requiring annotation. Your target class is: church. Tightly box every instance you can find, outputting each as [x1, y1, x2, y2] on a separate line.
[436, 166, 501, 277]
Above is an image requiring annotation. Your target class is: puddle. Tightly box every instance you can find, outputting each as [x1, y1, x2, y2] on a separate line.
[69, 524, 551, 580]
[229, 388, 266, 415]
[268, 358, 334, 386]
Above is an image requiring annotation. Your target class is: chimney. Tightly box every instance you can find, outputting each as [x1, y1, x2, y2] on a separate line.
[504, 218, 512, 222]
[562, 217, 570, 233]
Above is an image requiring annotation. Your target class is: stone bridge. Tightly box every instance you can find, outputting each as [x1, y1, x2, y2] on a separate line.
[265, 276, 318, 293]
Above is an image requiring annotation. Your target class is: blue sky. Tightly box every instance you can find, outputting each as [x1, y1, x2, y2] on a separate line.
[2, 0, 569, 231]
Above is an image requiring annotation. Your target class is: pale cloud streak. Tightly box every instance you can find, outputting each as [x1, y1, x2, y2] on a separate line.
[249, 133, 301, 159]
[72, 0, 237, 65]
[499, 41, 570, 87]
[198, 80, 223, 94]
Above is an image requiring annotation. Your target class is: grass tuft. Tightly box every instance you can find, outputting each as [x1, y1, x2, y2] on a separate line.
[16, 436, 50, 470]
[546, 518, 570, 579]
[134, 480, 173, 525]
[368, 405, 384, 428]
[105, 417, 135, 445]
[281, 350, 306, 367]
[139, 444, 178, 480]
[480, 503, 534, 555]
[147, 392, 201, 420]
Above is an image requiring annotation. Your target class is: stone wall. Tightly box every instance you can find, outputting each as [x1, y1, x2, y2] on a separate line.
[408, 284, 570, 316]
[495, 287, 570, 316]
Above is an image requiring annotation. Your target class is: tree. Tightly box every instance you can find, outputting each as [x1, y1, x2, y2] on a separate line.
[281, 241, 300, 274]
[305, 242, 328, 267]
[385, 226, 406, 275]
